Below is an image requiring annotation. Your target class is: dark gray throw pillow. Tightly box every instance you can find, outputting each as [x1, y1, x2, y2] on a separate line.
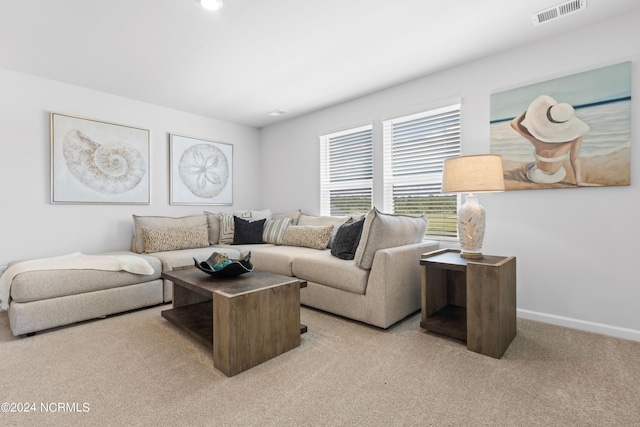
[330, 217, 365, 260]
[232, 217, 266, 244]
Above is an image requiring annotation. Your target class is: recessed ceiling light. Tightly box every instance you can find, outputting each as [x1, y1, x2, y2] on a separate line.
[267, 109, 288, 117]
[201, 0, 223, 11]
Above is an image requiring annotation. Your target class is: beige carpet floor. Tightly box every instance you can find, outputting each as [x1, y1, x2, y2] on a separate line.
[0, 305, 638, 427]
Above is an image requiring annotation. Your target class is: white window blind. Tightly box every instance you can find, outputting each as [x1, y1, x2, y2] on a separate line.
[383, 104, 461, 238]
[320, 125, 373, 216]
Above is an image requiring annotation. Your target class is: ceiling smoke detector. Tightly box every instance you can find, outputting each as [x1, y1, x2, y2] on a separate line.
[532, 0, 586, 25]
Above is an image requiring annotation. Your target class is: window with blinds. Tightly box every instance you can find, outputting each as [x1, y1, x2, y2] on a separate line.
[320, 125, 373, 216]
[382, 104, 461, 238]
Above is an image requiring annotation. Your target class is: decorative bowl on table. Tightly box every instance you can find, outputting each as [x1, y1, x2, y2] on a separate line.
[193, 251, 254, 278]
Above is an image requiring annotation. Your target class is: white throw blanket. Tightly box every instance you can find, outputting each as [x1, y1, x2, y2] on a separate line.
[0, 252, 155, 311]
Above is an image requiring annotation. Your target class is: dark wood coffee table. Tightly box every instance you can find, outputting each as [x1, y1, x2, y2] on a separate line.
[161, 267, 306, 376]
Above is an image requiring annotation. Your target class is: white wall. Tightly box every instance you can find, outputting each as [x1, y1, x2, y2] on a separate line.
[0, 69, 261, 268]
[260, 10, 640, 340]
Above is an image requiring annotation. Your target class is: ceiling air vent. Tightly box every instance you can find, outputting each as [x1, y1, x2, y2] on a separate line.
[533, 0, 586, 25]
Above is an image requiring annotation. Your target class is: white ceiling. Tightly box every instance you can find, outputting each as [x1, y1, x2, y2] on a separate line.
[1, 0, 638, 128]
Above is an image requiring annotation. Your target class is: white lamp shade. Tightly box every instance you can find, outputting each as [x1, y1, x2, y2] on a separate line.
[442, 154, 505, 194]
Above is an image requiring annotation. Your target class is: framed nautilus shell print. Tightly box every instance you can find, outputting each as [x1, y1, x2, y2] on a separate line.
[50, 113, 150, 204]
[169, 134, 233, 205]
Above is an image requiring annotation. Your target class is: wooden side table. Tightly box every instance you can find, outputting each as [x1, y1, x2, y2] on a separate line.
[420, 249, 516, 358]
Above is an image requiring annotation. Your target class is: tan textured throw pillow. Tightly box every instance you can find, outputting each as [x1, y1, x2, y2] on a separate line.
[281, 225, 334, 250]
[132, 214, 207, 253]
[298, 214, 347, 248]
[354, 207, 428, 270]
[141, 225, 210, 253]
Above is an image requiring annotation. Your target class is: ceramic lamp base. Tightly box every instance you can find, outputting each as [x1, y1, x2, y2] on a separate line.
[457, 193, 486, 258]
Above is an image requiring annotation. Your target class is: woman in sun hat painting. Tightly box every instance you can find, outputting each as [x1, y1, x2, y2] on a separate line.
[511, 94, 598, 186]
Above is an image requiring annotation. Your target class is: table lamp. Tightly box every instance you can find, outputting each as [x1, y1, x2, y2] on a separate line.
[441, 154, 505, 259]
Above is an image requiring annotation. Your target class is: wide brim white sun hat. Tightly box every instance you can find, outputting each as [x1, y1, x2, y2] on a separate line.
[521, 95, 590, 143]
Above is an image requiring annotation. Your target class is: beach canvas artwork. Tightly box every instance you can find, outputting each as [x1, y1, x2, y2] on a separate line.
[490, 61, 631, 190]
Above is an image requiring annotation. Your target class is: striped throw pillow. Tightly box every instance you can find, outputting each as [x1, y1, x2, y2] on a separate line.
[262, 218, 292, 245]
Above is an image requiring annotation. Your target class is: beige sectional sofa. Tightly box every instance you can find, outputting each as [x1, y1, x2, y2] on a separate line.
[2, 207, 438, 335]
[142, 207, 439, 329]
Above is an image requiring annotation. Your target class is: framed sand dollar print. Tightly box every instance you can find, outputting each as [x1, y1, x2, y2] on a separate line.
[50, 112, 150, 204]
[169, 133, 233, 205]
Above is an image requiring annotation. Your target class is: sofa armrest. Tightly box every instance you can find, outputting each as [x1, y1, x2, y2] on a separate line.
[363, 240, 439, 328]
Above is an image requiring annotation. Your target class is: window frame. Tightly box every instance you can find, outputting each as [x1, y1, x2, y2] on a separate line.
[382, 103, 462, 240]
[319, 124, 374, 217]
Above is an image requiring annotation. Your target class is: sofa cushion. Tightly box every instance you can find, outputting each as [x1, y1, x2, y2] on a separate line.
[236, 245, 327, 277]
[331, 217, 365, 260]
[132, 214, 207, 253]
[272, 209, 302, 225]
[354, 207, 428, 270]
[214, 243, 276, 258]
[10, 252, 161, 303]
[233, 217, 265, 244]
[282, 225, 334, 250]
[298, 213, 347, 227]
[262, 217, 292, 245]
[215, 244, 315, 276]
[249, 209, 272, 221]
[141, 224, 210, 253]
[293, 250, 370, 295]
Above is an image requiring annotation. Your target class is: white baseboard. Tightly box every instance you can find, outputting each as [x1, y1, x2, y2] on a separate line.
[517, 309, 640, 343]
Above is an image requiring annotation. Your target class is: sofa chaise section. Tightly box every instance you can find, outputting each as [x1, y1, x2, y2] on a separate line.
[7, 252, 163, 336]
